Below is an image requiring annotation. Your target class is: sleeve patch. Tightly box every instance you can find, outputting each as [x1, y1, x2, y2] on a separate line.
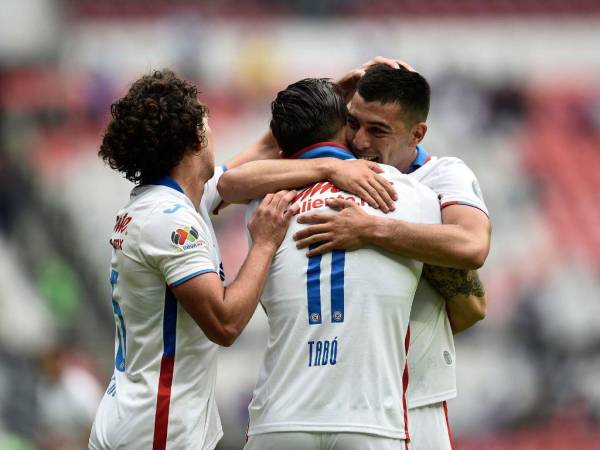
[170, 225, 205, 250]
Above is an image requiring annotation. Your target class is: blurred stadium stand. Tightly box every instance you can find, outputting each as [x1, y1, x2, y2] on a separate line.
[1, 0, 600, 449]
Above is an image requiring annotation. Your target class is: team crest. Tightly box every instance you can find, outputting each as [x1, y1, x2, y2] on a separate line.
[332, 311, 343, 322]
[310, 312, 321, 323]
[443, 350, 453, 365]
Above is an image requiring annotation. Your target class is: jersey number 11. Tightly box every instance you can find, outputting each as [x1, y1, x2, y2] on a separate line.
[307, 247, 345, 325]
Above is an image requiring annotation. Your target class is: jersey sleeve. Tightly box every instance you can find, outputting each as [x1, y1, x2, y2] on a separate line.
[418, 186, 443, 225]
[140, 206, 217, 287]
[381, 165, 441, 226]
[200, 165, 227, 214]
[428, 157, 489, 216]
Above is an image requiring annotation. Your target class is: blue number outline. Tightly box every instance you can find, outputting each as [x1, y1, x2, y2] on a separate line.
[111, 270, 127, 372]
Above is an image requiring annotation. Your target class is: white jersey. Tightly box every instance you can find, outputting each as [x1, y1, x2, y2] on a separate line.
[246, 160, 441, 440]
[89, 167, 226, 450]
[406, 150, 488, 409]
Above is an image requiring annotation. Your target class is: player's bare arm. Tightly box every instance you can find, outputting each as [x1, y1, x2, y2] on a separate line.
[295, 199, 491, 270]
[172, 190, 296, 346]
[421, 264, 486, 334]
[218, 157, 397, 212]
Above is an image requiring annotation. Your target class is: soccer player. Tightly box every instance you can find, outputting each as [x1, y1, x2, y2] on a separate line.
[219, 61, 490, 450]
[88, 70, 297, 450]
[243, 78, 441, 450]
[297, 64, 490, 450]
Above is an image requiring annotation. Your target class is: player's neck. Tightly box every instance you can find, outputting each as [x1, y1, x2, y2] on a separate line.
[169, 160, 208, 210]
[396, 147, 418, 173]
[330, 129, 347, 148]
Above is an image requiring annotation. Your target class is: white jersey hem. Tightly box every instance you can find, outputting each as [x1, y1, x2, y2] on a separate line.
[248, 423, 406, 440]
[408, 389, 457, 410]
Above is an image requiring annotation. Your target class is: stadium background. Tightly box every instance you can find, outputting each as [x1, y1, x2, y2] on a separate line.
[1, 1, 600, 449]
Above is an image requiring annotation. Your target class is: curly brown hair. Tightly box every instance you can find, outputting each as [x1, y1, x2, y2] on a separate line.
[99, 69, 208, 184]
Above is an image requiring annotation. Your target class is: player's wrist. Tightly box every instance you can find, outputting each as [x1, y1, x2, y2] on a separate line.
[363, 216, 394, 244]
[352, 215, 376, 244]
[319, 158, 340, 181]
[250, 239, 279, 256]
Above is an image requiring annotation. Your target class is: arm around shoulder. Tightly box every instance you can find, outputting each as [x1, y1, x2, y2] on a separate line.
[217, 157, 334, 204]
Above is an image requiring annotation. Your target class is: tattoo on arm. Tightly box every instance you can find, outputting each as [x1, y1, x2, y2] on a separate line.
[422, 265, 485, 301]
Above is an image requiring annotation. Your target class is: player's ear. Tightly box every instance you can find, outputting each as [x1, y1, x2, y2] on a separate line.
[410, 122, 427, 146]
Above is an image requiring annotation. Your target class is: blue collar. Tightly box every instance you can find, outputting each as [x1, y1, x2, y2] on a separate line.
[404, 145, 430, 174]
[149, 176, 185, 193]
[289, 142, 356, 160]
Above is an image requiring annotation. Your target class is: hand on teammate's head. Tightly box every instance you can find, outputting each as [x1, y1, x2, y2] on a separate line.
[361, 56, 415, 73]
[336, 56, 415, 102]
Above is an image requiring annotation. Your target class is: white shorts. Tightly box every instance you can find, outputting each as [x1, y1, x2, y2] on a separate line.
[245, 432, 408, 450]
[89, 389, 118, 450]
[407, 401, 454, 450]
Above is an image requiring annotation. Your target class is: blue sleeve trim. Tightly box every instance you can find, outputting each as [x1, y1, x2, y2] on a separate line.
[219, 164, 228, 173]
[170, 269, 217, 287]
[441, 200, 489, 217]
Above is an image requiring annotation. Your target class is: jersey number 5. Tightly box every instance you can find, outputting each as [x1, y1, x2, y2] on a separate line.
[307, 247, 345, 325]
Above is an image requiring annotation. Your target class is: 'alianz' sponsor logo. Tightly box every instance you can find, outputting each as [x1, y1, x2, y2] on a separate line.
[293, 181, 367, 214]
[171, 226, 201, 250]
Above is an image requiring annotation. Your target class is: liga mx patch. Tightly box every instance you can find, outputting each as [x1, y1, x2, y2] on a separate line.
[170, 226, 203, 251]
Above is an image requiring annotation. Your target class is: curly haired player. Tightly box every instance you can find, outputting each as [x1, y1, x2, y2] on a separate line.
[89, 69, 296, 450]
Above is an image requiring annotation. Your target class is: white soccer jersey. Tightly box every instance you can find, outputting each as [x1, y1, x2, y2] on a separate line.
[245, 145, 441, 440]
[89, 167, 226, 450]
[406, 147, 488, 409]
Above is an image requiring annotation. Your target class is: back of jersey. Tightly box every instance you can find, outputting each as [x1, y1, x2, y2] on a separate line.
[246, 164, 440, 440]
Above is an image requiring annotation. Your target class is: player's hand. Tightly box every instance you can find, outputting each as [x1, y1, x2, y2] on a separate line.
[336, 56, 415, 102]
[328, 159, 396, 212]
[249, 190, 298, 250]
[294, 198, 370, 256]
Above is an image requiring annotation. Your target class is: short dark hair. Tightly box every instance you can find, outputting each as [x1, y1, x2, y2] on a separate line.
[357, 64, 430, 124]
[99, 69, 208, 185]
[270, 78, 348, 156]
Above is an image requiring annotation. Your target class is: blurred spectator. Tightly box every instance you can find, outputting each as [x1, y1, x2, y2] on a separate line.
[36, 346, 102, 450]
